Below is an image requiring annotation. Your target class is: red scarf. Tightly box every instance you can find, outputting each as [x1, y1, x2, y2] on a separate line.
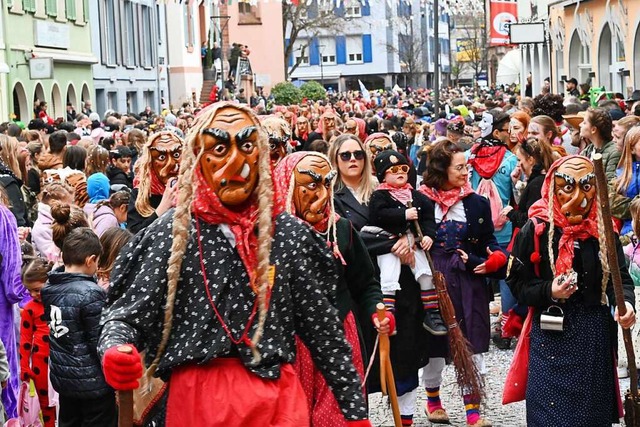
[419, 182, 474, 216]
[527, 155, 599, 275]
[468, 142, 507, 179]
[191, 170, 260, 291]
[377, 182, 413, 206]
[133, 171, 166, 196]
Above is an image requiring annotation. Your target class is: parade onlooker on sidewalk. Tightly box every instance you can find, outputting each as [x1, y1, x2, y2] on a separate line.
[0, 188, 30, 419]
[107, 145, 133, 191]
[42, 227, 117, 427]
[508, 155, 636, 426]
[31, 182, 74, 262]
[20, 258, 56, 427]
[580, 107, 619, 181]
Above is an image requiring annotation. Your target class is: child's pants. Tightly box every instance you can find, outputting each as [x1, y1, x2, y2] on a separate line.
[59, 393, 117, 427]
[377, 249, 433, 293]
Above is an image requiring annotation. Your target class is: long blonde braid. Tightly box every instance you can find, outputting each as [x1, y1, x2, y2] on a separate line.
[547, 179, 556, 277]
[147, 102, 273, 377]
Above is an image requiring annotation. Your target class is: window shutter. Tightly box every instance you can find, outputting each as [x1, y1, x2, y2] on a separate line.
[66, 0, 76, 20]
[46, 0, 57, 16]
[310, 37, 320, 66]
[307, 0, 317, 19]
[336, 36, 346, 64]
[362, 34, 372, 63]
[285, 38, 293, 67]
[361, 0, 370, 16]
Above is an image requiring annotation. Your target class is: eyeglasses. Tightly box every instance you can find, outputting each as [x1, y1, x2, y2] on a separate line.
[338, 150, 365, 161]
[386, 165, 410, 174]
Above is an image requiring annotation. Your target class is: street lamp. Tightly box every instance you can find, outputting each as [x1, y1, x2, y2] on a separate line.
[318, 44, 325, 88]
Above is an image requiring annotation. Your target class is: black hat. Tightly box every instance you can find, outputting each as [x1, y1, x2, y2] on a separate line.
[564, 77, 578, 85]
[109, 145, 133, 159]
[626, 90, 640, 103]
[27, 119, 45, 131]
[609, 108, 625, 121]
[374, 150, 409, 182]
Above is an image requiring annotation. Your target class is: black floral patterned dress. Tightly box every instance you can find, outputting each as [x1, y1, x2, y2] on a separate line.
[99, 210, 368, 423]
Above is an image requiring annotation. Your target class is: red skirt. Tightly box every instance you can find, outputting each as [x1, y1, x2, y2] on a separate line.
[166, 358, 309, 427]
[294, 311, 366, 427]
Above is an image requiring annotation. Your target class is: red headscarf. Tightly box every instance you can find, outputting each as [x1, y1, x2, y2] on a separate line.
[527, 155, 600, 275]
[419, 182, 474, 216]
[191, 168, 260, 291]
[133, 171, 165, 195]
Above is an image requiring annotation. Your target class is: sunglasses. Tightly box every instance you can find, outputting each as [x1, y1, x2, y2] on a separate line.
[338, 150, 365, 161]
[387, 165, 410, 174]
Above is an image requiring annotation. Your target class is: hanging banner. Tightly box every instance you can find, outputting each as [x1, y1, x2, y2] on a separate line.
[490, 0, 517, 46]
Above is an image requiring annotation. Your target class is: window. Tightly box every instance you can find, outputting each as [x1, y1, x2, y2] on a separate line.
[107, 91, 118, 110]
[183, 3, 194, 47]
[126, 91, 138, 113]
[103, 0, 117, 65]
[320, 39, 336, 65]
[22, 0, 36, 13]
[238, 0, 261, 24]
[124, 1, 135, 66]
[142, 5, 153, 66]
[294, 40, 309, 66]
[345, 6, 361, 17]
[346, 36, 363, 63]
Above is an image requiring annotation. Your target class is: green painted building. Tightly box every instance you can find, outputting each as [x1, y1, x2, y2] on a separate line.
[3, 0, 96, 122]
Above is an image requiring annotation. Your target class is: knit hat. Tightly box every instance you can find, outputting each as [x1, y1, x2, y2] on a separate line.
[87, 173, 110, 203]
[375, 150, 409, 182]
[434, 118, 448, 136]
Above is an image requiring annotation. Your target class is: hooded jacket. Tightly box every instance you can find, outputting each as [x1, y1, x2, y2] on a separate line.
[41, 270, 112, 398]
[0, 161, 28, 227]
[106, 165, 133, 190]
[31, 203, 59, 262]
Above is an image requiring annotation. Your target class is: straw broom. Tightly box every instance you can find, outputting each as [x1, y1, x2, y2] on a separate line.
[408, 201, 485, 400]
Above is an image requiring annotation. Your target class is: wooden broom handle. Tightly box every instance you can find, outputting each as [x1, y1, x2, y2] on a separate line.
[117, 345, 134, 427]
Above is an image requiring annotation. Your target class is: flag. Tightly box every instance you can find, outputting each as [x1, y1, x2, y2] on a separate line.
[358, 79, 371, 102]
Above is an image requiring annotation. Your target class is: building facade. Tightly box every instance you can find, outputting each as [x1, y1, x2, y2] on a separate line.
[549, 0, 640, 97]
[0, 2, 9, 122]
[89, 0, 168, 117]
[4, 0, 96, 121]
[285, 0, 450, 91]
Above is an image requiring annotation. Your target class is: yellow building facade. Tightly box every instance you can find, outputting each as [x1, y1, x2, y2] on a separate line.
[549, 0, 640, 96]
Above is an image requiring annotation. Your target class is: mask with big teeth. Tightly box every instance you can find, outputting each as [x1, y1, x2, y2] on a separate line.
[553, 157, 596, 225]
[197, 106, 260, 206]
[149, 133, 183, 186]
[292, 156, 336, 225]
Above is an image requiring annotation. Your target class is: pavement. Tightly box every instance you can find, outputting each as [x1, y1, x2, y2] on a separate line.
[368, 313, 631, 427]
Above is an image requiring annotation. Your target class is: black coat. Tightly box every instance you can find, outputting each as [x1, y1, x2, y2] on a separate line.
[368, 189, 436, 239]
[127, 187, 162, 234]
[0, 164, 28, 227]
[106, 165, 133, 190]
[42, 270, 112, 398]
[507, 165, 544, 229]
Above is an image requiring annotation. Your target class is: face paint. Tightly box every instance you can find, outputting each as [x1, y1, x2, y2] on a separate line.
[149, 134, 183, 185]
[197, 107, 260, 206]
[553, 157, 596, 225]
[292, 156, 336, 225]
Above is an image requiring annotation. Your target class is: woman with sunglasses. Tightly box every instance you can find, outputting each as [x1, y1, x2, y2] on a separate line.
[329, 134, 432, 427]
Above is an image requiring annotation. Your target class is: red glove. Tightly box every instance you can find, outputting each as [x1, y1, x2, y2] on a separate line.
[346, 420, 372, 427]
[103, 344, 143, 391]
[484, 249, 507, 273]
[371, 310, 396, 335]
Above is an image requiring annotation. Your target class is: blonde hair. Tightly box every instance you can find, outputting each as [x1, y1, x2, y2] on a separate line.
[0, 135, 22, 180]
[630, 197, 640, 238]
[134, 131, 183, 218]
[329, 134, 377, 204]
[616, 125, 640, 194]
[147, 102, 274, 377]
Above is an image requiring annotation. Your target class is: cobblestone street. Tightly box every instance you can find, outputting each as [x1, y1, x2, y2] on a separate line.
[369, 315, 631, 427]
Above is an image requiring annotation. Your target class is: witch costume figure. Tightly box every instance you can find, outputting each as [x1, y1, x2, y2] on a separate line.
[99, 102, 371, 427]
[127, 131, 183, 234]
[273, 151, 386, 427]
[507, 155, 636, 427]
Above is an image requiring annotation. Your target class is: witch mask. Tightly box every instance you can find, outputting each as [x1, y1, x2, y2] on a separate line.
[196, 106, 260, 206]
[149, 133, 183, 186]
[553, 157, 596, 225]
[292, 156, 336, 225]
